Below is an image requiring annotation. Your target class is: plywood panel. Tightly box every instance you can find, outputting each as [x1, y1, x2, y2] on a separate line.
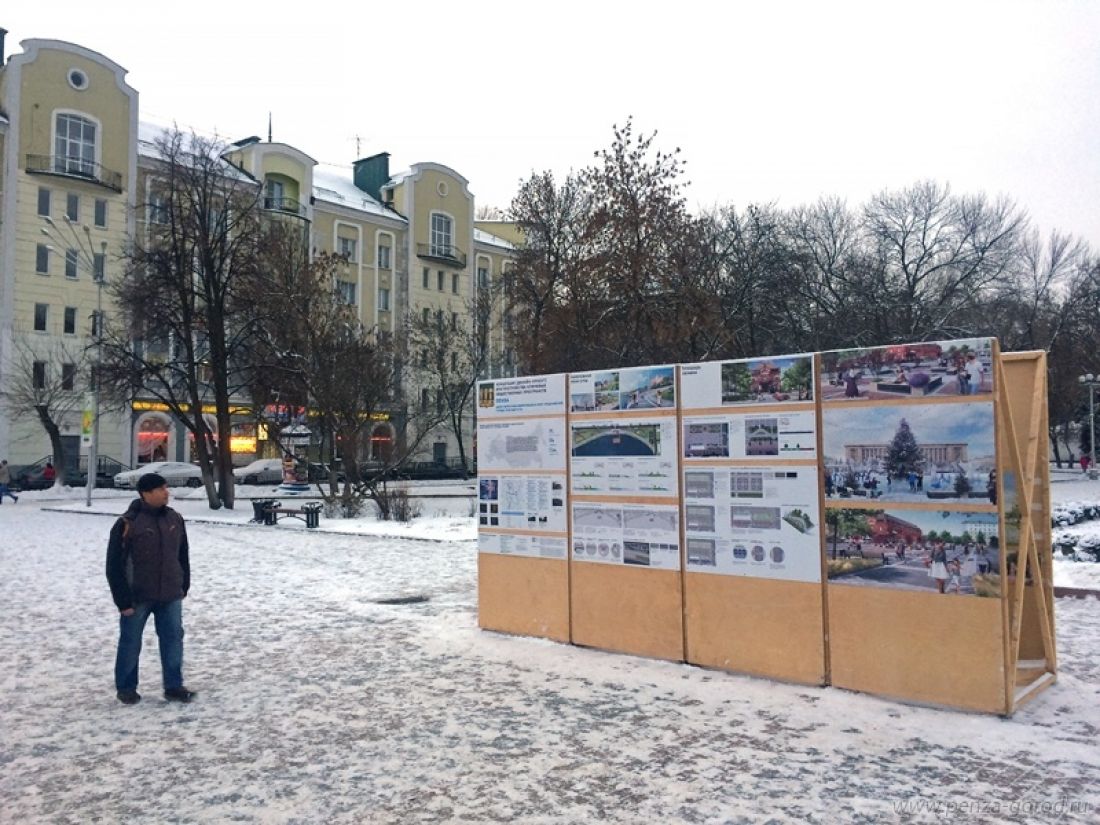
[478, 554, 570, 642]
[570, 563, 684, 661]
[829, 585, 1007, 713]
[684, 575, 826, 685]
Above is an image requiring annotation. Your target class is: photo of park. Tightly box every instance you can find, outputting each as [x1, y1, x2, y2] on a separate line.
[620, 366, 676, 409]
[823, 402, 997, 505]
[825, 508, 1001, 596]
[819, 338, 994, 401]
[571, 424, 662, 457]
[721, 356, 814, 405]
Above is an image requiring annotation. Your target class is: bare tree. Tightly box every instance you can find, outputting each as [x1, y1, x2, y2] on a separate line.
[2, 336, 91, 484]
[247, 245, 448, 517]
[408, 277, 502, 473]
[98, 127, 270, 509]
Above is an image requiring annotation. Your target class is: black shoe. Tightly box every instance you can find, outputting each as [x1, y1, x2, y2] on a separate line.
[164, 687, 196, 703]
[117, 690, 141, 705]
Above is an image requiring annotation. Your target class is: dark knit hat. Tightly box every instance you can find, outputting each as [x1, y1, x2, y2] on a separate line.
[137, 472, 168, 493]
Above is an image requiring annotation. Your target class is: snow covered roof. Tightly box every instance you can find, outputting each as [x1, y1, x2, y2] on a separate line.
[473, 228, 515, 250]
[137, 119, 255, 182]
[311, 163, 403, 221]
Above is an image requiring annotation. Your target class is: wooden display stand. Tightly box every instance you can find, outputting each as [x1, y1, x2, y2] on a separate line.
[679, 378, 827, 685]
[567, 365, 684, 662]
[824, 346, 1055, 714]
[475, 375, 571, 643]
[477, 342, 1055, 714]
[999, 352, 1056, 713]
[478, 552, 570, 642]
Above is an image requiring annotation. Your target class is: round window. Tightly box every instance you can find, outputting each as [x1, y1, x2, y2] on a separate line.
[67, 68, 89, 90]
[436, 181, 449, 197]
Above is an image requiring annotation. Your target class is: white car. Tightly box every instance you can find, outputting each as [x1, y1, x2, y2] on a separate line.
[114, 461, 203, 489]
[233, 458, 284, 486]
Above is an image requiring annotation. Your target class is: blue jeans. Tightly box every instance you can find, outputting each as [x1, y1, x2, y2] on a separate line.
[114, 600, 184, 692]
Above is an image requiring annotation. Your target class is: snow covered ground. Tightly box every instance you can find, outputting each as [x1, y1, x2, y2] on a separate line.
[1, 479, 1099, 823]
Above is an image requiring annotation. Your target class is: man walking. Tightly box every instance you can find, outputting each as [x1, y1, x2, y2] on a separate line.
[105, 472, 195, 705]
[0, 459, 19, 503]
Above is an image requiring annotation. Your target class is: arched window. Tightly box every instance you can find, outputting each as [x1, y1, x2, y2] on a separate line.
[430, 213, 453, 257]
[55, 113, 97, 176]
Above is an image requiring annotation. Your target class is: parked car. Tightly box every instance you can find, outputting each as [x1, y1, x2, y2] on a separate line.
[395, 459, 473, 480]
[114, 461, 203, 489]
[233, 458, 284, 486]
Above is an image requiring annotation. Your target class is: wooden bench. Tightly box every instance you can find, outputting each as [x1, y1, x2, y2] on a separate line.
[261, 501, 322, 529]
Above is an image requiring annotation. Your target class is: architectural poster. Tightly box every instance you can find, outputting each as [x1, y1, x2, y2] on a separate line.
[682, 465, 822, 581]
[570, 503, 681, 570]
[820, 339, 1003, 598]
[569, 416, 679, 496]
[477, 374, 569, 561]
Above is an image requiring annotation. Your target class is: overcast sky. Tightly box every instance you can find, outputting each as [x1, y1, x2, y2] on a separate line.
[6, 1, 1098, 245]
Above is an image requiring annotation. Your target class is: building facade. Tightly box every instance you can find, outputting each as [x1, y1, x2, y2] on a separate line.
[0, 34, 517, 473]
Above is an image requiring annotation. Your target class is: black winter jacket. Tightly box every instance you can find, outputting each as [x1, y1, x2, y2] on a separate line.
[105, 498, 190, 610]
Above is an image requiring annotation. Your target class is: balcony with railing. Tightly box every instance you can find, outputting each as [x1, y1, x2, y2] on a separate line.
[262, 195, 309, 219]
[26, 154, 123, 192]
[416, 242, 467, 268]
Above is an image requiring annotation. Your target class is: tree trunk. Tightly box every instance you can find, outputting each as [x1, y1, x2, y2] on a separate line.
[35, 406, 68, 486]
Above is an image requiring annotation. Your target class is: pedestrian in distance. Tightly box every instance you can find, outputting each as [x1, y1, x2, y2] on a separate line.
[0, 459, 19, 503]
[106, 472, 195, 706]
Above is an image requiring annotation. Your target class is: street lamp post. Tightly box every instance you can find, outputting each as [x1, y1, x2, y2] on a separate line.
[41, 216, 107, 506]
[1079, 373, 1099, 481]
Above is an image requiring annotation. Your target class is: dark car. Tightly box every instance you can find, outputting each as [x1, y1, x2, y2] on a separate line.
[395, 459, 472, 480]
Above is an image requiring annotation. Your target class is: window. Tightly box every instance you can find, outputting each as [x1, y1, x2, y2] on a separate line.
[33, 362, 47, 389]
[452, 272, 460, 294]
[61, 363, 77, 391]
[91, 310, 104, 338]
[264, 178, 285, 210]
[451, 312, 459, 330]
[451, 352, 458, 371]
[337, 237, 358, 262]
[66, 193, 79, 222]
[378, 287, 390, 311]
[94, 198, 108, 228]
[36, 244, 50, 274]
[55, 114, 97, 176]
[430, 213, 452, 255]
[422, 267, 430, 289]
[377, 244, 391, 269]
[64, 306, 77, 335]
[38, 187, 51, 217]
[336, 280, 357, 305]
[477, 266, 489, 289]
[436, 309, 443, 327]
[422, 307, 431, 325]
[149, 191, 168, 224]
[34, 303, 48, 332]
[437, 270, 445, 291]
[420, 388, 430, 410]
[94, 252, 105, 282]
[435, 389, 444, 414]
[66, 249, 79, 279]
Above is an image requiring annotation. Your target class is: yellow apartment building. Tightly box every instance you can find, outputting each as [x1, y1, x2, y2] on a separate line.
[0, 33, 518, 474]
